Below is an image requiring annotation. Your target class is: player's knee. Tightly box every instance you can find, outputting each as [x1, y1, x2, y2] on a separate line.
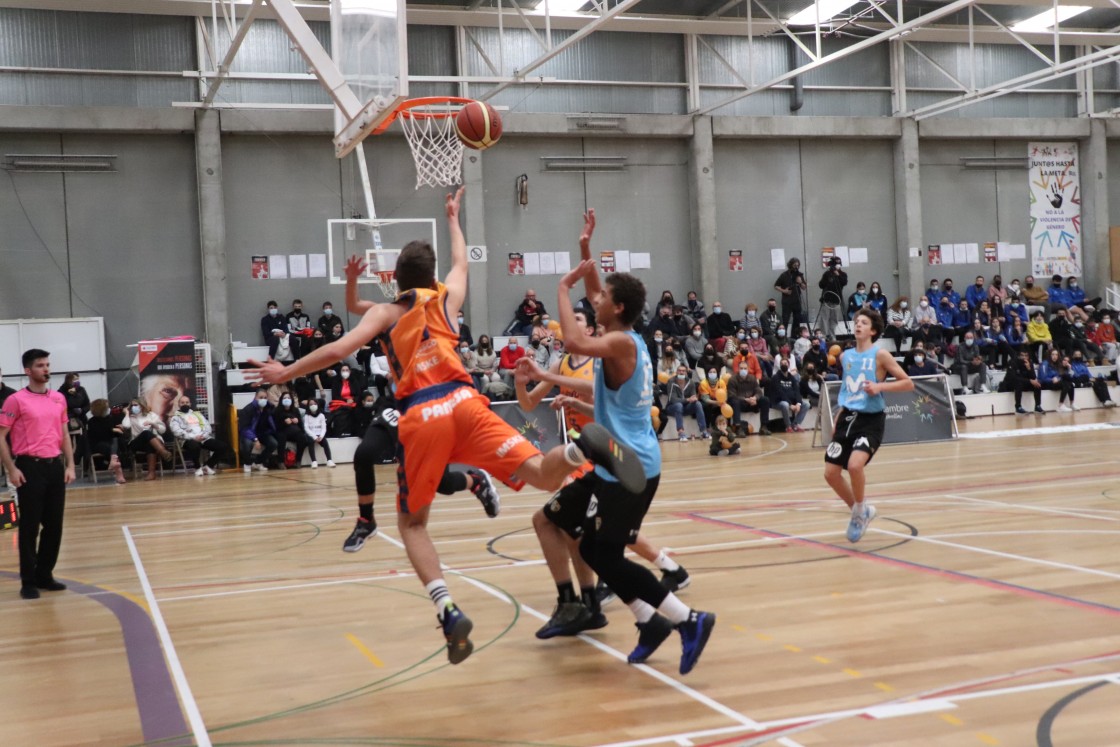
[531, 507, 551, 535]
[846, 460, 865, 475]
[823, 462, 842, 480]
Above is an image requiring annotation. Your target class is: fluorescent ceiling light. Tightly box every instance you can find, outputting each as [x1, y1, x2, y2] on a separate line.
[787, 0, 861, 26]
[1010, 6, 1091, 33]
[533, 0, 590, 18]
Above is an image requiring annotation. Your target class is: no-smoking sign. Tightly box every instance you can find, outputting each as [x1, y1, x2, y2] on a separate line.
[468, 245, 487, 263]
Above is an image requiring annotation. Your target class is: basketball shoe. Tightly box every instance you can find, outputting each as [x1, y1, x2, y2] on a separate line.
[468, 468, 501, 518]
[571, 422, 645, 494]
[439, 603, 474, 665]
[845, 503, 877, 543]
[536, 602, 599, 639]
[627, 614, 674, 664]
[342, 517, 377, 552]
[660, 566, 691, 593]
[594, 580, 617, 608]
[677, 610, 716, 675]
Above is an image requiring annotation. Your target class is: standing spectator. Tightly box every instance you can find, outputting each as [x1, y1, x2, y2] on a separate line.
[884, 297, 913, 352]
[239, 390, 277, 472]
[456, 310, 474, 348]
[121, 398, 171, 480]
[966, 276, 987, 310]
[287, 299, 312, 359]
[1040, 348, 1076, 411]
[170, 395, 229, 476]
[303, 400, 335, 468]
[774, 257, 808, 331]
[317, 302, 342, 336]
[273, 394, 312, 468]
[847, 281, 869, 320]
[706, 300, 735, 348]
[727, 362, 771, 436]
[1011, 350, 1045, 414]
[866, 282, 887, 315]
[683, 323, 707, 367]
[514, 289, 547, 335]
[87, 398, 126, 484]
[1021, 275, 1049, 317]
[0, 349, 75, 599]
[499, 337, 528, 387]
[817, 257, 848, 339]
[261, 300, 287, 357]
[663, 365, 708, 441]
[1089, 314, 1117, 363]
[770, 357, 806, 432]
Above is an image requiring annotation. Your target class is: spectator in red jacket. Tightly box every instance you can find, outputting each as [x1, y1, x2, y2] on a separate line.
[498, 338, 528, 387]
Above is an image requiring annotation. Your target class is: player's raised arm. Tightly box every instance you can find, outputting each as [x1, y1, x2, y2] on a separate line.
[344, 255, 375, 314]
[443, 186, 468, 315]
[557, 260, 621, 361]
[577, 209, 603, 299]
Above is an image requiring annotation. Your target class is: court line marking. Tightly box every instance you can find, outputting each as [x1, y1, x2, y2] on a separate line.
[958, 423, 1120, 439]
[946, 493, 1120, 522]
[345, 633, 384, 668]
[131, 519, 337, 538]
[369, 530, 761, 732]
[122, 525, 212, 747]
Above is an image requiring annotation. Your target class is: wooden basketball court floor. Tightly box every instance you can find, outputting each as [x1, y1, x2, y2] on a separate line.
[3, 412, 1120, 747]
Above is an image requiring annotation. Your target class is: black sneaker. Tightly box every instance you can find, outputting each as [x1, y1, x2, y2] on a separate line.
[627, 613, 674, 664]
[439, 603, 474, 664]
[572, 422, 645, 495]
[342, 518, 377, 553]
[535, 601, 593, 639]
[677, 610, 716, 675]
[20, 586, 39, 600]
[660, 566, 690, 593]
[595, 580, 617, 608]
[35, 577, 67, 592]
[468, 468, 501, 518]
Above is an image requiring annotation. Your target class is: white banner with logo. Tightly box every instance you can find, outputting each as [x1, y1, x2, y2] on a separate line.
[1028, 142, 1081, 278]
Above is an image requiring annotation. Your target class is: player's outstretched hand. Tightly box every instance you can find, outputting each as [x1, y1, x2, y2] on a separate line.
[245, 358, 291, 386]
[515, 355, 545, 381]
[344, 254, 368, 281]
[446, 186, 465, 220]
[560, 258, 597, 289]
[551, 394, 573, 411]
[579, 208, 596, 250]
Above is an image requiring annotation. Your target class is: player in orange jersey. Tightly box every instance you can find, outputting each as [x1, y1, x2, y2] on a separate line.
[247, 188, 644, 665]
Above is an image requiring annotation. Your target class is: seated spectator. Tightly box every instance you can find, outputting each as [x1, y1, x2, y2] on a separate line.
[87, 398, 126, 484]
[1007, 278, 1022, 297]
[723, 328, 746, 359]
[989, 295, 1005, 325]
[746, 325, 771, 362]
[924, 279, 941, 307]
[317, 301, 341, 336]
[742, 303, 763, 337]
[325, 320, 360, 370]
[366, 338, 391, 399]
[272, 329, 295, 364]
[770, 357, 806, 432]
[727, 362, 771, 436]
[683, 323, 707, 367]
[759, 300, 782, 346]
[706, 300, 735, 348]
[866, 283, 887, 315]
[658, 344, 685, 381]
[122, 398, 172, 481]
[458, 342, 481, 390]
[1003, 317, 1027, 367]
[966, 275, 987, 309]
[792, 327, 813, 363]
[1065, 276, 1097, 321]
[708, 415, 740, 456]
[546, 336, 565, 369]
[529, 316, 549, 343]
[261, 300, 287, 357]
[912, 294, 938, 333]
[696, 344, 725, 378]
[238, 391, 275, 472]
[529, 334, 552, 368]
[647, 304, 677, 342]
[1047, 275, 1070, 311]
[1068, 313, 1101, 363]
[952, 299, 972, 343]
[799, 362, 825, 408]
[802, 338, 830, 380]
[273, 394, 313, 468]
[1088, 314, 1117, 363]
[847, 282, 869, 320]
[697, 366, 726, 426]
[663, 364, 708, 441]
[988, 274, 1008, 304]
[473, 335, 502, 393]
[972, 300, 991, 329]
[657, 290, 676, 313]
[939, 278, 962, 309]
[1021, 275, 1049, 317]
[330, 363, 367, 407]
[59, 372, 91, 433]
[1070, 351, 1116, 407]
[302, 400, 335, 467]
[515, 289, 547, 335]
[668, 305, 694, 340]
[953, 331, 990, 393]
[685, 291, 707, 326]
[499, 337, 528, 387]
[988, 317, 1011, 368]
[170, 395, 230, 476]
[352, 391, 380, 434]
[907, 347, 939, 377]
[456, 310, 474, 348]
[287, 299, 312, 359]
[884, 297, 913, 352]
[1026, 311, 1053, 361]
[1040, 348, 1076, 411]
[731, 341, 766, 383]
[935, 296, 956, 343]
[1005, 296, 1029, 327]
[1010, 350, 1044, 414]
[771, 324, 790, 358]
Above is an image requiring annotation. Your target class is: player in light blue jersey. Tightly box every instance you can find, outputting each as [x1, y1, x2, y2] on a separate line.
[825, 308, 913, 543]
[554, 212, 714, 676]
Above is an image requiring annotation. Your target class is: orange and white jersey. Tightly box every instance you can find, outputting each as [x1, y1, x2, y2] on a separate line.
[378, 283, 472, 406]
[558, 353, 594, 432]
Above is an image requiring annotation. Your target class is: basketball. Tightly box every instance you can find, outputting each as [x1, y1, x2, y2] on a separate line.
[455, 101, 502, 150]
[829, 344, 842, 358]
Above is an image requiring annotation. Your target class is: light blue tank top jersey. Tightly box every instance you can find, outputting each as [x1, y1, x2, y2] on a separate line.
[837, 342, 886, 413]
[593, 331, 662, 481]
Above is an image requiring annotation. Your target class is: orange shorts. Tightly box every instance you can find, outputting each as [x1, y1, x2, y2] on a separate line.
[396, 386, 541, 514]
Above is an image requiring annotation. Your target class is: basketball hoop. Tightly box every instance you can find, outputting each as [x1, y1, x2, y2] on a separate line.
[373, 96, 473, 189]
[374, 270, 398, 299]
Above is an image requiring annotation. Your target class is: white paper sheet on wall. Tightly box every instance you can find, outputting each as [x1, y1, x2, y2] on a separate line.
[1009, 243, 1027, 259]
[269, 255, 288, 280]
[835, 246, 850, 266]
[308, 253, 327, 278]
[630, 253, 651, 270]
[616, 250, 631, 273]
[849, 247, 868, 264]
[965, 243, 980, 264]
[539, 252, 555, 274]
[555, 252, 571, 273]
[996, 242, 1011, 262]
[524, 253, 541, 275]
[289, 254, 308, 279]
[953, 244, 967, 264]
[770, 248, 786, 271]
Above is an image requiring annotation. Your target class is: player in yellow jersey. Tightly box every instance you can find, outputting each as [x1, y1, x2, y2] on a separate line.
[248, 188, 645, 666]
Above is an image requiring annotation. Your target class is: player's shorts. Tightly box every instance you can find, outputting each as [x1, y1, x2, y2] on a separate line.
[545, 470, 661, 545]
[396, 384, 540, 514]
[824, 408, 886, 468]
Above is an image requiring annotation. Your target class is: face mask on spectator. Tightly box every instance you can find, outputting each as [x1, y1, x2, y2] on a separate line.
[269, 308, 278, 316]
[654, 335, 663, 343]
[692, 330, 702, 338]
[780, 362, 789, 372]
[920, 300, 929, 308]
[294, 305, 303, 313]
[738, 369, 748, 378]
[1010, 283, 1020, 292]
[768, 304, 776, 312]
[1070, 281, 1079, 288]
[713, 306, 722, 314]
[751, 332, 760, 339]
[777, 328, 786, 337]
[665, 347, 674, 355]
[914, 354, 925, 364]
[460, 346, 469, 354]
[930, 283, 939, 291]
[341, 370, 350, 379]
[541, 316, 551, 324]
[964, 337, 974, 346]
[256, 398, 267, 407]
[363, 401, 375, 409]
[457, 315, 464, 324]
[530, 339, 541, 349]
[282, 398, 292, 407]
[676, 373, 686, 380]
[707, 372, 717, 382]
[736, 332, 746, 340]
[900, 301, 908, 309]
[130, 405, 140, 415]
[871, 286, 880, 294]
[508, 341, 517, 351]
[323, 308, 333, 316]
[1075, 321, 1084, 328]
[1104, 317, 1112, 324]
[747, 310, 757, 318]
[309, 404, 318, 414]
[806, 366, 816, 375]
[178, 404, 190, 413]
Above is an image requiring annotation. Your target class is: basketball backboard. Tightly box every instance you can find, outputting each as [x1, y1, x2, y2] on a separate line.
[327, 218, 438, 298]
[332, 0, 409, 158]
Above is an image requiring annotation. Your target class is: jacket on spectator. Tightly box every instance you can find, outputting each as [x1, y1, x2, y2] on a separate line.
[1005, 303, 1028, 326]
[907, 359, 939, 376]
[771, 370, 802, 405]
[698, 375, 726, 405]
[122, 411, 166, 440]
[1049, 317, 1073, 347]
[458, 321, 474, 347]
[696, 351, 725, 376]
[759, 309, 782, 337]
[706, 311, 735, 339]
[170, 409, 213, 441]
[1011, 356, 1038, 383]
[1090, 321, 1116, 345]
[867, 293, 888, 314]
[939, 288, 962, 308]
[935, 302, 956, 328]
[1047, 282, 1070, 308]
[1026, 318, 1052, 344]
[499, 343, 528, 370]
[272, 402, 305, 432]
[1067, 284, 1087, 306]
[965, 283, 988, 309]
[317, 312, 342, 336]
[1006, 325, 1026, 346]
[913, 303, 937, 327]
[730, 350, 764, 381]
[683, 333, 707, 363]
[818, 266, 848, 303]
[331, 370, 368, 403]
[663, 376, 698, 407]
[727, 372, 764, 402]
[515, 298, 546, 326]
[952, 307, 972, 328]
[847, 290, 868, 320]
[1039, 359, 1067, 384]
[60, 384, 91, 419]
[1070, 359, 1091, 381]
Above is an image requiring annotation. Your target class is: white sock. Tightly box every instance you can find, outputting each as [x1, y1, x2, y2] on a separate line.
[654, 550, 679, 573]
[628, 599, 656, 624]
[563, 442, 586, 467]
[426, 579, 452, 616]
[657, 593, 690, 625]
[851, 500, 864, 518]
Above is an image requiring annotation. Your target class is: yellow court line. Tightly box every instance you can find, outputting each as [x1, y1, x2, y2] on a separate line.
[755, 632, 773, 641]
[940, 714, 964, 727]
[345, 633, 385, 668]
[783, 644, 802, 652]
[843, 668, 861, 678]
[976, 733, 1000, 745]
[813, 655, 832, 664]
[874, 682, 894, 692]
[731, 624, 748, 633]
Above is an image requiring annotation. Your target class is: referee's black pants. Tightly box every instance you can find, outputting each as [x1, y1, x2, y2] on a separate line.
[15, 456, 66, 588]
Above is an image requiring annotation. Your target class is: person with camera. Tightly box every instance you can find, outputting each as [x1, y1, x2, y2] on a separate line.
[818, 257, 848, 340]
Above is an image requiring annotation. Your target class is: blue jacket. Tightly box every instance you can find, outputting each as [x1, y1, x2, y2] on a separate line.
[1006, 326, 1026, 346]
[1039, 360, 1066, 383]
[952, 308, 972, 327]
[867, 294, 888, 314]
[239, 401, 277, 441]
[925, 288, 942, 306]
[965, 284, 988, 309]
[1048, 284, 1070, 307]
[936, 304, 956, 328]
[1005, 303, 1028, 326]
[1070, 360, 1091, 380]
[1067, 285, 1086, 306]
[940, 289, 962, 308]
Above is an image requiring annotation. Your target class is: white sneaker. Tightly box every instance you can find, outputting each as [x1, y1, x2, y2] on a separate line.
[203, 465, 216, 475]
[253, 463, 269, 472]
[194, 467, 205, 477]
[980, 385, 991, 393]
[327, 460, 336, 468]
[243, 464, 252, 474]
[1071, 404, 1082, 411]
[311, 461, 318, 469]
[1058, 404, 1073, 413]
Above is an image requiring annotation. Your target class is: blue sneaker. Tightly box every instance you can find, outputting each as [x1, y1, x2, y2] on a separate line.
[627, 614, 673, 664]
[845, 503, 877, 543]
[468, 468, 501, 518]
[677, 610, 716, 675]
[439, 603, 474, 664]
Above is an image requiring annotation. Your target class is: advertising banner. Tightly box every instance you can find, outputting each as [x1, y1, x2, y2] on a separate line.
[1028, 142, 1081, 278]
[138, 338, 196, 424]
[820, 374, 956, 447]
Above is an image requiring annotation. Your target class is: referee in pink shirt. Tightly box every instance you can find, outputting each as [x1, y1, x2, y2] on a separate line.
[0, 349, 76, 600]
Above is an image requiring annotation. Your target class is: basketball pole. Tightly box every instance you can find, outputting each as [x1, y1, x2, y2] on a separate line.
[354, 142, 384, 253]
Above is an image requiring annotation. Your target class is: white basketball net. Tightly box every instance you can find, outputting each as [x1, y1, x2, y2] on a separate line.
[398, 110, 464, 189]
